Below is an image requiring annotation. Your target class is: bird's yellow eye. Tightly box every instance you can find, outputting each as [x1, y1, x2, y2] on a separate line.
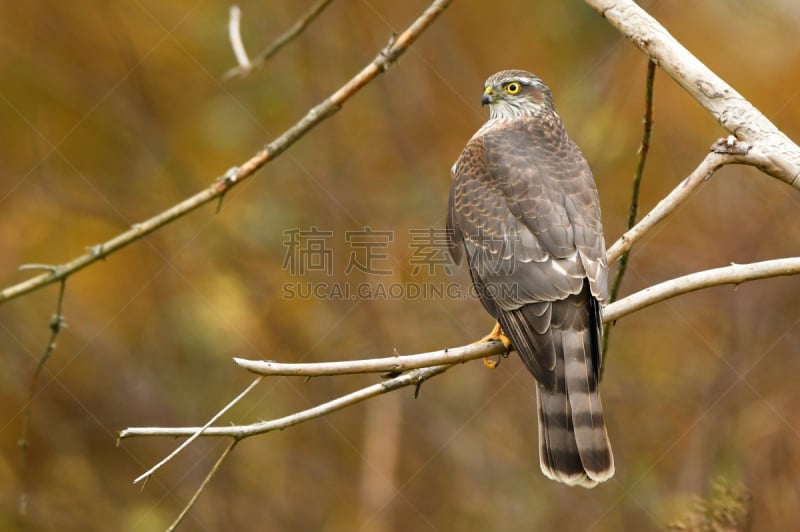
[504, 82, 521, 95]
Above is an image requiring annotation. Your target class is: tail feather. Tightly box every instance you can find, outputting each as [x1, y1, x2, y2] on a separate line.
[501, 281, 613, 488]
[561, 327, 614, 483]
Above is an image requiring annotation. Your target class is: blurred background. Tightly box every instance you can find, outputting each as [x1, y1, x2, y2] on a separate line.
[1, 1, 800, 530]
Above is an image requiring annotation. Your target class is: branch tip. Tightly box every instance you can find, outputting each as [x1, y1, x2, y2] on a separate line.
[18, 263, 59, 273]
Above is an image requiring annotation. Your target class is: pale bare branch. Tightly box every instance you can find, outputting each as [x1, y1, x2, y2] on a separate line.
[233, 341, 506, 377]
[585, 0, 800, 189]
[606, 143, 749, 265]
[603, 257, 800, 323]
[120, 361, 462, 440]
[122, 255, 800, 442]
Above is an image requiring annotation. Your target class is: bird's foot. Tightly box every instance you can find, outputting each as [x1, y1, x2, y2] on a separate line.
[471, 321, 512, 369]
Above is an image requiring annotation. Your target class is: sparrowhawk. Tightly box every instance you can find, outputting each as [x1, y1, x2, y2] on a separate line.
[446, 70, 614, 487]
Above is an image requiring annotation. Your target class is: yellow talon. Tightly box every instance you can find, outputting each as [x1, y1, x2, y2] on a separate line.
[483, 356, 500, 369]
[471, 321, 512, 369]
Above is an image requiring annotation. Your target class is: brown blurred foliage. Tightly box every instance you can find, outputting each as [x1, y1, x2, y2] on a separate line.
[1, 1, 800, 530]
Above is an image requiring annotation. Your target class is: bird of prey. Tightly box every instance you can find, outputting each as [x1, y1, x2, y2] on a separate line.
[446, 69, 614, 488]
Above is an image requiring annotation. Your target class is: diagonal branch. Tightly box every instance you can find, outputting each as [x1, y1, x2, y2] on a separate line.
[0, 0, 454, 305]
[131, 376, 262, 485]
[167, 440, 237, 531]
[606, 146, 739, 266]
[584, 0, 800, 188]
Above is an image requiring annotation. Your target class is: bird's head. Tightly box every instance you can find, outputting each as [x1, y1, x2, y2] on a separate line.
[481, 70, 555, 120]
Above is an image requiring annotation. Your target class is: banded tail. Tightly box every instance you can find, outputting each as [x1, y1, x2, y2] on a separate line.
[498, 281, 614, 488]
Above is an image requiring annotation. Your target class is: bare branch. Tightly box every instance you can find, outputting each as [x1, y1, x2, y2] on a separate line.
[606, 150, 734, 265]
[603, 257, 800, 322]
[233, 341, 506, 377]
[0, 0, 453, 305]
[226, 256, 800, 380]
[585, 0, 800, 188]
[119, 361, 465, 440]
[122, 253, 800, 442]
[224, 0, 335, 80]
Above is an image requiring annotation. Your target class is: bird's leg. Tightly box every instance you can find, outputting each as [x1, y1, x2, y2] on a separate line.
[472, 321, 512, 368]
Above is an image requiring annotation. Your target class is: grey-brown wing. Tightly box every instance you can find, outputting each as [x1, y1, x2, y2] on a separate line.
[447, 119, 607, 383]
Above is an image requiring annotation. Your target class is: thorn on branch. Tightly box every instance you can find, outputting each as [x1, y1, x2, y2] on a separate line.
[377, 34, 398, 69]
[85, 244, 107, 260]
[215, 166, 240, 191]
[49, 313, 66, 334]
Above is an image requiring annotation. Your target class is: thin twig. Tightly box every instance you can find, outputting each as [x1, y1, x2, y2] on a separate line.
[0, 0, 453, 305]
[18, 278, 67, 516]
[224, 0, 335, 80]
[132, 376, 262, 485]
[167, 439, 238, 532]
[603, 59, 656, 361]
[227, 6, 250, 69]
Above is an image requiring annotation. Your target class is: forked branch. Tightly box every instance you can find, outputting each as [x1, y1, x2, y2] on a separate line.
[584, 0, 800, 188]
[224, 0, 335, 80]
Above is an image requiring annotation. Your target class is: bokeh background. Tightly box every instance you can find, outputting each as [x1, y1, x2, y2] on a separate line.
[2, 1, 800, 530]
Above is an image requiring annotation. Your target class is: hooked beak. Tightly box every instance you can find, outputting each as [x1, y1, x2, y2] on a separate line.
[481, 86, 494, 106]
